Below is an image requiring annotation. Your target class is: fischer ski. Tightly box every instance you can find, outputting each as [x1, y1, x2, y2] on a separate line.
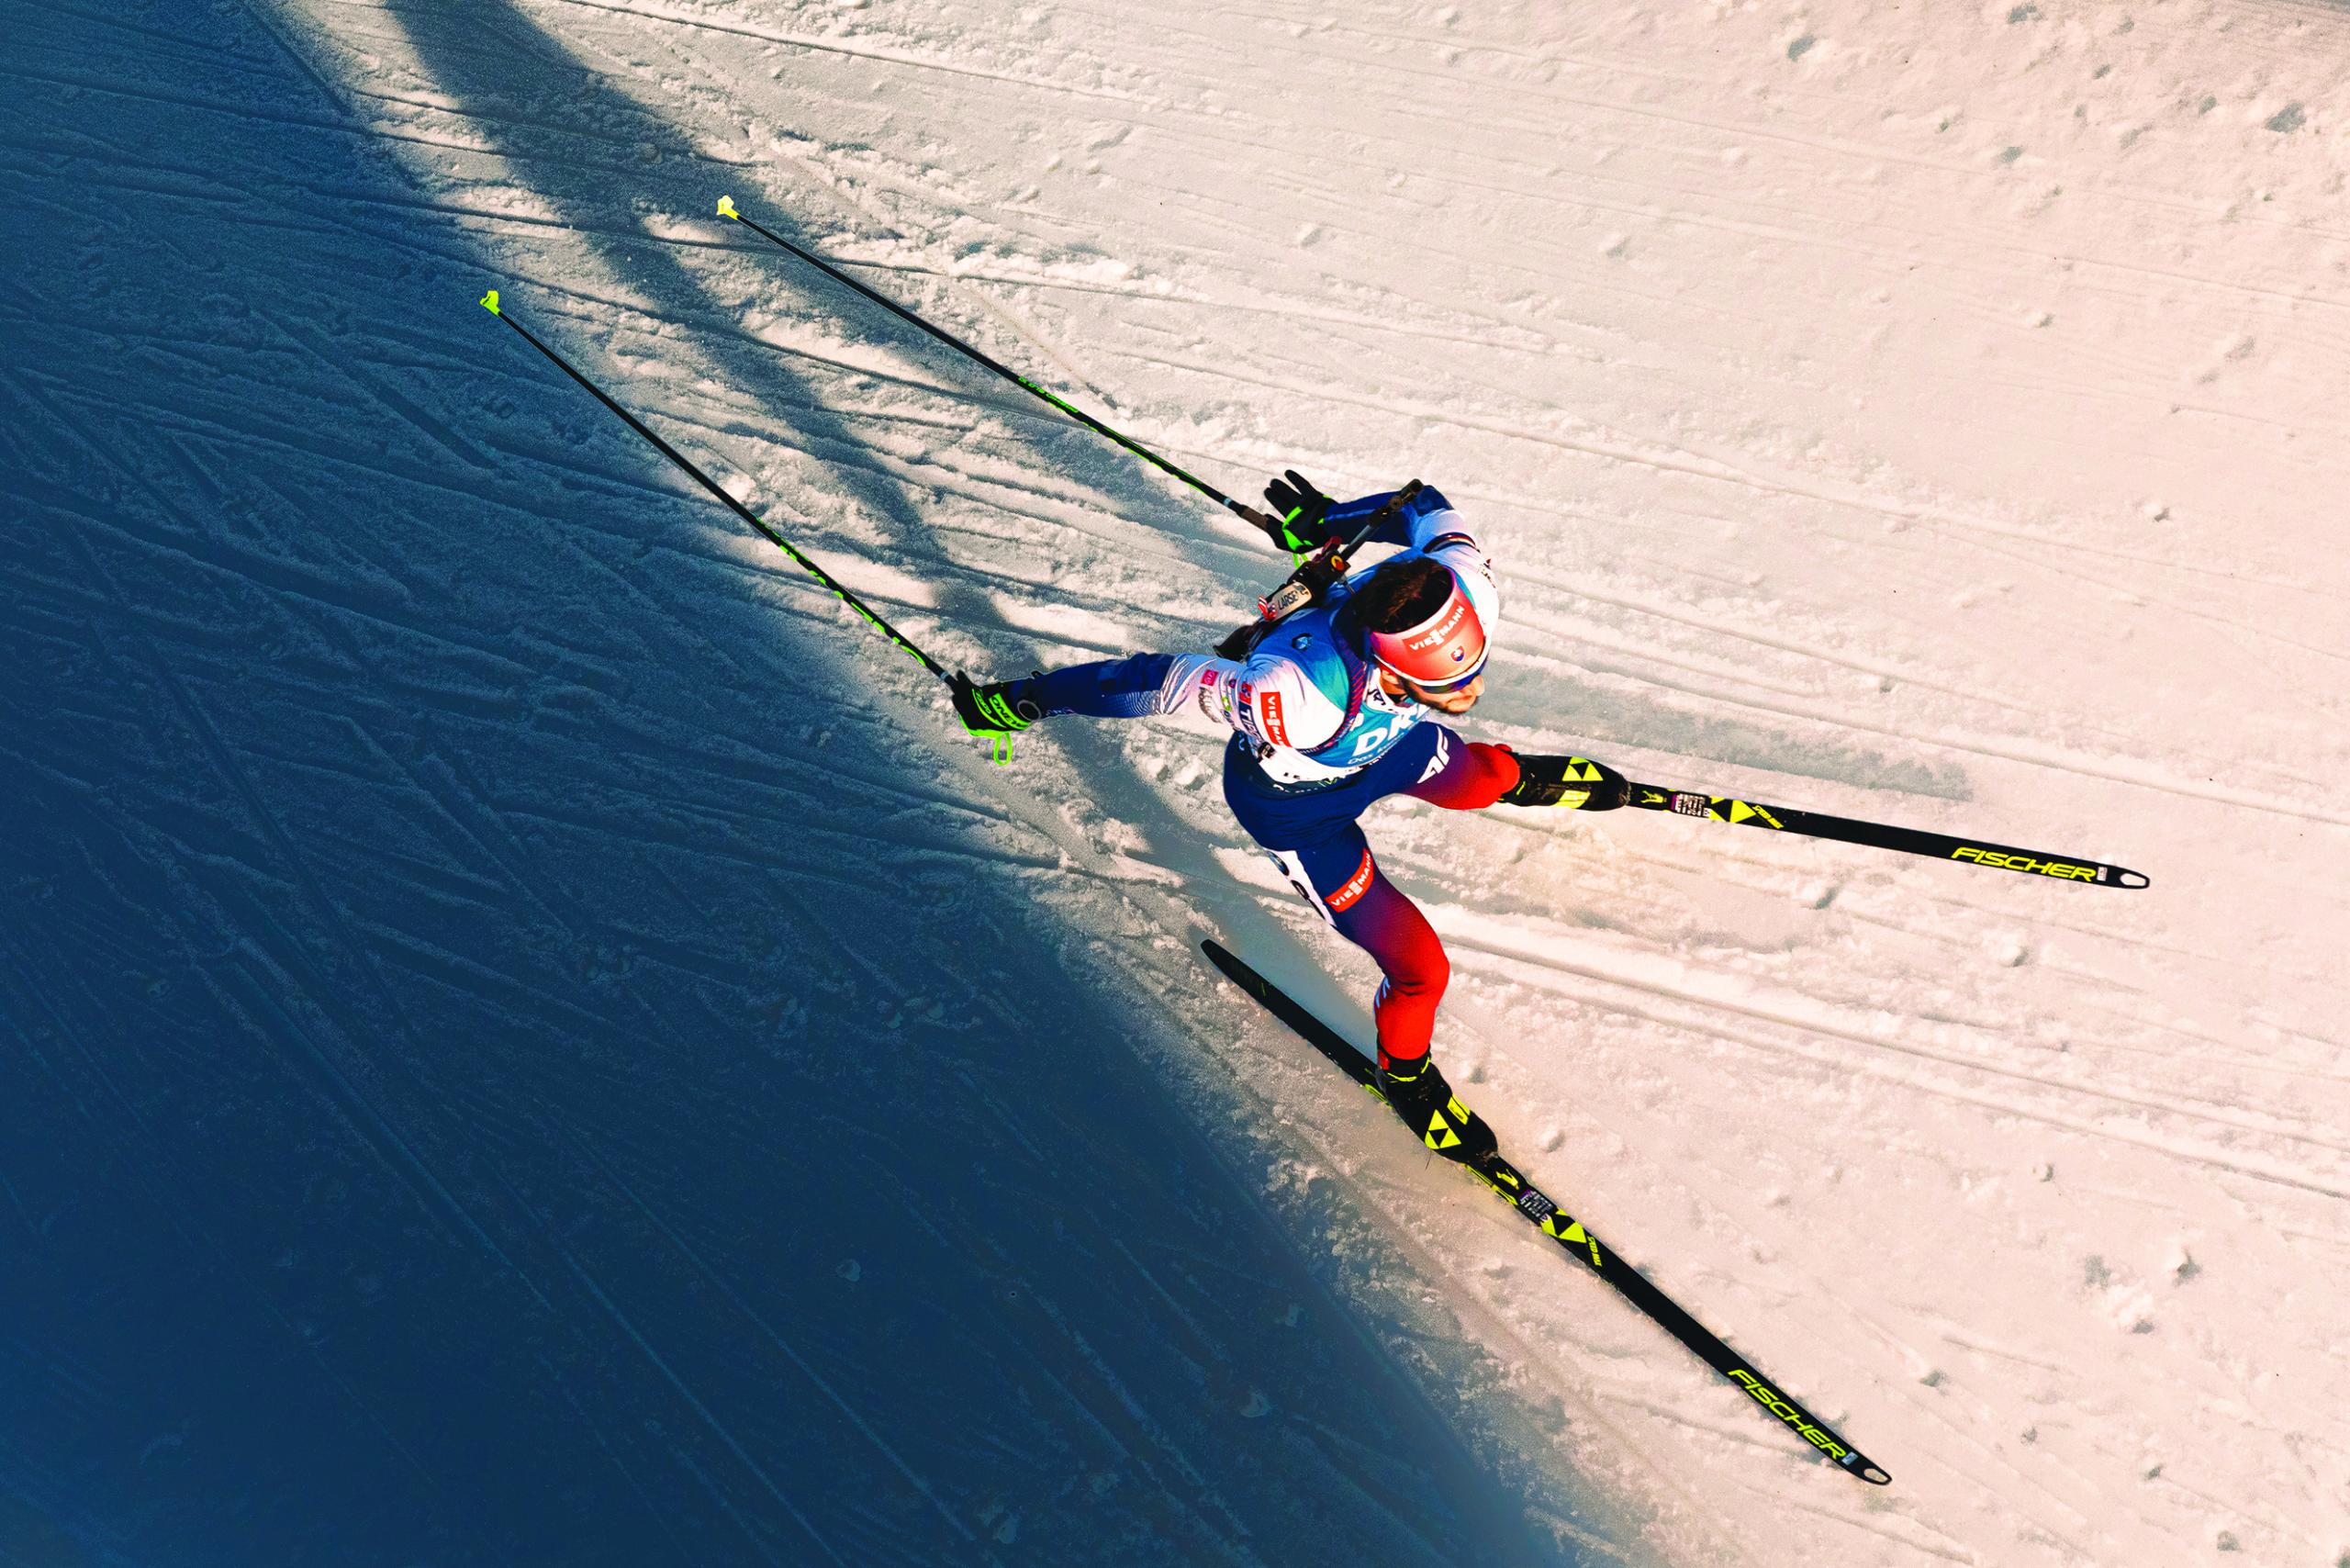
[1623, 781, 2148, 888]
[1202, 939, 1893, 1486]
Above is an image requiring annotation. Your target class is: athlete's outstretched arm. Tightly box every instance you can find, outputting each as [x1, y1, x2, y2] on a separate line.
[957, 651, 1345, 752]
[1023, 654, 1230, 721]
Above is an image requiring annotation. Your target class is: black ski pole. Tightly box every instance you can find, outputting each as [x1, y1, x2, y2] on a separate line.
[1624, 780, 2148, 888]
[479, 289, 952, 688]
[716, 195, 1265, 527]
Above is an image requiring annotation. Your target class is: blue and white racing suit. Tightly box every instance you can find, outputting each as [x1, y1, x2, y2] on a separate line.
[1021, 487, 1523, 1065]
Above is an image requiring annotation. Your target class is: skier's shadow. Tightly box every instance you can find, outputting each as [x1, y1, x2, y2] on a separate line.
[373, 0, 1550, 1349]
[386, 0, 1270, 664]
[367, 6, 1585, 1555]
[380, 0, 1372, 1001]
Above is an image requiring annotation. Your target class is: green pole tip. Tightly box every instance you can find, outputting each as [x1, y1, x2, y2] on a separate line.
[480, 288, 501, 315]
[716, 195, 739, 219]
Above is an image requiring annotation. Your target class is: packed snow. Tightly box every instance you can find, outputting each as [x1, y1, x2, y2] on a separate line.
[6, 1, 2347, 1564]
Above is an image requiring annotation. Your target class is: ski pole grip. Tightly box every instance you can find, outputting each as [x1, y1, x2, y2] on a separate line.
[1323, 478, 1421, 575]
[1222, 480, 1430, 659]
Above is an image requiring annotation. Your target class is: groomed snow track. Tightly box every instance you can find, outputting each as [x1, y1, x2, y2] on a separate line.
[6, 3, 2347, 1565]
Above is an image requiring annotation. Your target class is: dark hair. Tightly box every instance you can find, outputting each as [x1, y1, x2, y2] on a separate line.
[1215, 555, 1455, 661]
[1343, 556, 1453, 634]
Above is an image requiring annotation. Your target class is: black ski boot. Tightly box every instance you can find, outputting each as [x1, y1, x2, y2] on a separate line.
[1377, 1052, 1497, 1166]
[1499, 755, 1628, 812]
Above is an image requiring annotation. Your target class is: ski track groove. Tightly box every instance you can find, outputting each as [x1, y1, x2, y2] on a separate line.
[1503, 566, 2068, 729]
[0, 148, 259, 211]
[349, 729, 596, 943]
[1732, 1479, 1976, 1564]
[422, 300, 1256, 591]
[1470, 881, 2342, 1152]
[0, 933, 457, 1509]
[43, 0, 242, 54]
[1512, 633, 2349, 830]
[1094, 313, 2349, 631]
[459, 275, 1209, 542]
[552, 0, 1162, 106]
[820, 250, 1561, 357]
[270, 312, 502, 472]
[1462, 935, 2350, 1203]
[0, 61, 363, 142]
[330, 73, 741, 167]
[230, 0, 369, 118]
[1501, 602, 1863, 711]
[564, 1129, 1002, 1562]
[22, 412, 604, 667]
[32, 402, 578, 1304]
[490, 1165, 851, 1568]
[294, 738, 737, 1053]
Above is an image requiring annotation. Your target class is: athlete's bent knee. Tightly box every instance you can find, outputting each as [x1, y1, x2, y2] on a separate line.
[1406, 740, 1520, 811]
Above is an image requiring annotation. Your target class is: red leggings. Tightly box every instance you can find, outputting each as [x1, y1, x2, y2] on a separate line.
[1266, 740, 1518, 1069]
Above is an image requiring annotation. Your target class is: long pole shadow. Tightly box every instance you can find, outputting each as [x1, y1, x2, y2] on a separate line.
[368, 3, 1423, 1037]
[334, 3, 1611, 1565]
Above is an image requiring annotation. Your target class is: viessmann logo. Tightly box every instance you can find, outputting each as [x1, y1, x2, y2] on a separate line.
[1326, 847, 1376, 912]
[1259, 689, 1289, 745]
[1403, 600, 1468, 651]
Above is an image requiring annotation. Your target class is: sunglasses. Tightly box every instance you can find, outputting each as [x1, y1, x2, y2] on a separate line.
[1392, 664, 1485, 698]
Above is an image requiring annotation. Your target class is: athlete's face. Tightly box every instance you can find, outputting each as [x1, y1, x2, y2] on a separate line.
[1379, 668, 1484, 714]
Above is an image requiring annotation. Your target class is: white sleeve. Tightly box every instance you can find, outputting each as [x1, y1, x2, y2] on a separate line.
[1405, 502, 1500, 627]
[1150, 653, 1246, 736]
[1155, 652, 1347, 751]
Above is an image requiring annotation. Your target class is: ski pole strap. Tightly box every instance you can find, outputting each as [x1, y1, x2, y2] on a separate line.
[951, 677, 1033, 767]
[479, 289, 953, 689]
[717, 196, 1249, 520]
[1626, 781, 2149, 888]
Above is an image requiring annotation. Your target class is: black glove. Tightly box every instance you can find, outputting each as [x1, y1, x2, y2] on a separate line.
[1498, 755, 1629, 811]
[1261, 469, 1336, 554]
[951, 673, 1044, 764]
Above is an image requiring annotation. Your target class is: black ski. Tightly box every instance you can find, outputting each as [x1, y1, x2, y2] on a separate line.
[1624, 780, 2147, 889]
[1202, 939, 1892, 1486]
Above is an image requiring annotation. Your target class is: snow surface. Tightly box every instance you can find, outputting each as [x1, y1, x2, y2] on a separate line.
[6, 0, 2348, 1564]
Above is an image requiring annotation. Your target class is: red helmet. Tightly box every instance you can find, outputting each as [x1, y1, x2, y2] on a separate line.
[1366, 576, 1487, 690]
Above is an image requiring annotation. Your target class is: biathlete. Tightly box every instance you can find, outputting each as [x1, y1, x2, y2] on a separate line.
[953, 473, 1627, 1165]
